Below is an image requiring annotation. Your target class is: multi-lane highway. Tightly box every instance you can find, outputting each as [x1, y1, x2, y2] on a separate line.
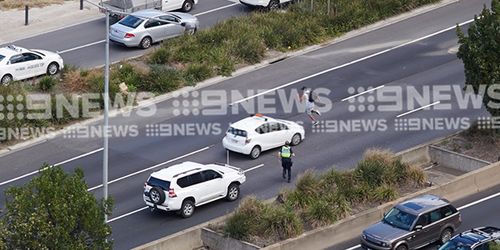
[3, 0, 249, 68]
[0, 0, 494, 249]
[332, 185, 500, 250]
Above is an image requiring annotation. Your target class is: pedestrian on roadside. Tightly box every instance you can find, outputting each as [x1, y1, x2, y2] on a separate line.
[300, 86, 321, 126]
[278, 141, 295, 183]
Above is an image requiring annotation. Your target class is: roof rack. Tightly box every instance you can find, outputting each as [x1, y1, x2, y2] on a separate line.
[172, 167, 202, 178]
[6, 45, 22, 52]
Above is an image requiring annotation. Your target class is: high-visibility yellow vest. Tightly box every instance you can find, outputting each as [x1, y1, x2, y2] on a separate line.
[281, 146, 291, 158]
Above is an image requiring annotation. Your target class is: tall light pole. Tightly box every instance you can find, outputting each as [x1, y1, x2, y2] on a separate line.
[103, 9, 110, 223]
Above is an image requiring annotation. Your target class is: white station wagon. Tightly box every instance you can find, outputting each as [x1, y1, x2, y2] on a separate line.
[223, 114, 305, 159]
[0, 45, 64, 85]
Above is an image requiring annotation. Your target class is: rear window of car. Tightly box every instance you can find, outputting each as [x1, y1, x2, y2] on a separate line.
[227, 127, 247, 137]
[147, 176, 170, 190]
[0, 55, 5, 61]
[119, 15, 144, 28]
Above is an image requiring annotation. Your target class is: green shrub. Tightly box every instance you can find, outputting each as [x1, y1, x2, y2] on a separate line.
[143, 65, 184, 93]
[113, 63, 144, 88]
[38, 76, 57, 91]
[184, 63, 213, 85]
[373, 184, 399, 202]
[149, 47, 172, 65]
[263, 205, 303, 240]
[304, 199, 336, 228]
[224, 196, 267, 239]
[407, 165, 427, 186]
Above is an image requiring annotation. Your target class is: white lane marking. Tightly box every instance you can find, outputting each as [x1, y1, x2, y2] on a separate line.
[194, 3, 239, 16]
[58, 40, 106, 54]
[346, 190, 500, 250]
[56, 3, 238, 54]
[457, 190, 500, 210]
[107, 163, 265, 223]
[243, 164, 264, 173]
[107, 206, 148, 223]
[0, 148, 104, 187]
[396, 101, 440, 118]
[87, 146, 211, 192]
[229, 19, 475, 106]
[341, 85, 385, 102]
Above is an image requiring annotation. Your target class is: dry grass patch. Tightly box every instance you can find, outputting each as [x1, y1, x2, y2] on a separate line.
[0, 0, 69, 10]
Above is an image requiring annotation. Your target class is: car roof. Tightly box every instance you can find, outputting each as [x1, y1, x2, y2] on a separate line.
[230, 114, 284, 131]
[396, 194, 450, 215]
[131, 9, 166, 18]
[0, 45, 29, 58]
[450, 227, 500, 247]
[150, 161, 206, 180]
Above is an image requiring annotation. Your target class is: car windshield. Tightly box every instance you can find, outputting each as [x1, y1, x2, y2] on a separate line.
[147, 177, 170, 190]
[227, 127, 247, 137]
[439, 239, 471, 250]
[383, 207, 417, 231]
[119, 15, 144, 28]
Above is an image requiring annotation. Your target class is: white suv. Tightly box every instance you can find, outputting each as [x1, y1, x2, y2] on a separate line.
[143, 161, 246, 218]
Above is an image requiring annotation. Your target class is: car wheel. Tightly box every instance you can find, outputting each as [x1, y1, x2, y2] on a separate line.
[290, 133, 302, 146]
[250, 146, 261, 159]
[181, 0, 194, 12]
[1, 74, 13, 85]
[148, 186, 166, 205]
[140, 36, 152, 49]
[47, 62, 59, 76]
[226, 183, 240, 201]
[395, 244, 408, 250]
[439, 228, 453, 244]
[180, 199, 195, 218]
[268, 0, 280, 10]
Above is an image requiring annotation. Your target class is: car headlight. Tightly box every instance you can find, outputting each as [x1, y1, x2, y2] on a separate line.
[381, 242, 389, 247]
[362, 234, 367, 240]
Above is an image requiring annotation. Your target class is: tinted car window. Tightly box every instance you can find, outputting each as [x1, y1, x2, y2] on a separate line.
[415, 213, 430, 227]
[9, 54, 24, 64]
[147, 177, 170, 190]
[119, 15, 144, 28]
[227, 127, 247, 137]
[188, 172, 204, 186]
[440, 240, 471, 250]
[23, 53, 42, 61]
[256, 123, 270, 134]
[441, 205, 456, 217]
[202, 170, 221, 181]
[430, 209, 443, 223]
[144, 20, 161, 28]
[383, 207, 417, 231]
[177, 176, 190, 188]
[160, 15, 178, 22]
[0, 54, 5, 62]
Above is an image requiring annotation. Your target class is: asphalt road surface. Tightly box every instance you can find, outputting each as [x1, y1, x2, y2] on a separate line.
[2, 0, 250, 68]
[0, 0, 493, 249]
[330, 185, 500, 250]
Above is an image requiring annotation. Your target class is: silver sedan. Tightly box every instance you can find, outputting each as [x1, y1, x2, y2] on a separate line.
[109, 9, 199, 49]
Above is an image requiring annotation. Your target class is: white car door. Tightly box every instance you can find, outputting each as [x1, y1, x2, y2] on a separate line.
[23, 52, 46, 76]
[267, 122, 290, 148]
[200, 170, 226, 201]
[160, 15, 185, 38]
[161, 0, 183, 11]
[255, 123, 275, 150]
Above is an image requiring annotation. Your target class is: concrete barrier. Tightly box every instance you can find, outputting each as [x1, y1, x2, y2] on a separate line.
[201, 228, 260, 250]
[396, 143, 430, 167]
[429, 145, 491, 172]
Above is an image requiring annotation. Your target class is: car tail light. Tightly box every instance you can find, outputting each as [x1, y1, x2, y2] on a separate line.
[168, 188, 177, 198]
[245, 138, 251, 144]
[124, 33, 135, 38]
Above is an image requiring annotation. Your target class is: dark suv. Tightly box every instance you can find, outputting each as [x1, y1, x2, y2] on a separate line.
[361, 194, 461, 250]
[439, 227, 500, 250]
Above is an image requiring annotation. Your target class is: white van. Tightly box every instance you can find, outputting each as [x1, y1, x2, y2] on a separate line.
[100, 0, 198, 19]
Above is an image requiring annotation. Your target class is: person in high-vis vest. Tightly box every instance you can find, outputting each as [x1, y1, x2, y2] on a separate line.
[279, 141, 295, 183]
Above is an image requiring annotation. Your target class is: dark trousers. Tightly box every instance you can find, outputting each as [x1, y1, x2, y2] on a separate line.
[281, 158, 292, 181]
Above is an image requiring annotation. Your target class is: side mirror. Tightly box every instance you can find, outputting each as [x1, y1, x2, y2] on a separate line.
[181, 22, 186, 27]
[414, 225, 423, 231]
